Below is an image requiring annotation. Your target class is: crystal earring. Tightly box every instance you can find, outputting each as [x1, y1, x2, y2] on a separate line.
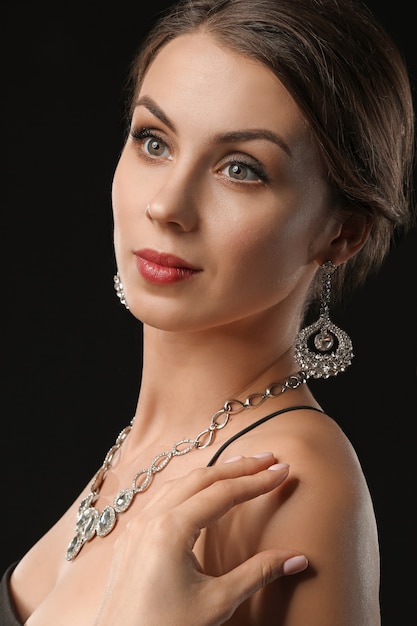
[294, 261, 353, 378]
[113, 272, 129, 310]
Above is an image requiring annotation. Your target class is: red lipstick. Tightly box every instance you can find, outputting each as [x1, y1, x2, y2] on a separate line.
[134, 249, 201, 284]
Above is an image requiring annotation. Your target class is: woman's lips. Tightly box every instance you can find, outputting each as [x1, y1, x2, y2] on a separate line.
[134, 249, 201, 284]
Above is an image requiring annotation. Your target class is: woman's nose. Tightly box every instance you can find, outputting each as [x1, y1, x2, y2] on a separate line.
[145, 164, 200, 232]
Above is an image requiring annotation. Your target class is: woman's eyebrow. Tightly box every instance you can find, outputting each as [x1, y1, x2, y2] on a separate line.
[212, 130, 292, 157]
[135, 95, 177, 132]
[135, 95, 291, 157]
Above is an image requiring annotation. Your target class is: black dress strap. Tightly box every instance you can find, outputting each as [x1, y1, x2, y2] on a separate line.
[207, 405, 323, 466]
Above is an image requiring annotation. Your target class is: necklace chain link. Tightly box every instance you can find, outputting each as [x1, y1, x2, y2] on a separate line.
[66, 371, 307, 561]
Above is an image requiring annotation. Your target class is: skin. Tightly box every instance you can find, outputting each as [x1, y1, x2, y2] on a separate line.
[9, 33, 379, 625]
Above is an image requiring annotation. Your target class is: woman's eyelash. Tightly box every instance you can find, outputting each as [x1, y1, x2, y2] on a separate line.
[226, 158, 268, 182]
[130, 127, 164, 143]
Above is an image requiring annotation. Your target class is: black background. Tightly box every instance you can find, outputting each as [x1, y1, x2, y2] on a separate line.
[4, 2, 417, 624]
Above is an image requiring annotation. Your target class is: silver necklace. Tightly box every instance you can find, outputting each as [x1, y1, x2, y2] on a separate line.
[66, 371, 306, 561]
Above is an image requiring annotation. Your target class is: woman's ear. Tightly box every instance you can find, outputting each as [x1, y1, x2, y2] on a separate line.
[324, 212, 372, 266]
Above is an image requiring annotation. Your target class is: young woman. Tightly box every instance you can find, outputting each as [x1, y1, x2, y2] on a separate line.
[3, 0, 415, 624]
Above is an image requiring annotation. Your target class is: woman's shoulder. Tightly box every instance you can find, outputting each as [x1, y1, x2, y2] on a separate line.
[218, 403, 364, 483]
[204, 405, 380, 624]
[208, 402, 375, 547]
[271, 405, 372, 511]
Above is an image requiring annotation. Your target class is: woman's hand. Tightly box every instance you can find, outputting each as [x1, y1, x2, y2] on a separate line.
[94, 453, 308, 626]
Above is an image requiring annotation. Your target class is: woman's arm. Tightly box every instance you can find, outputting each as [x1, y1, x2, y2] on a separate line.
[221, 413, 381, 625]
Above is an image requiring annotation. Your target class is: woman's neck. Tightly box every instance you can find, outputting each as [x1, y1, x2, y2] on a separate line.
[129, 318, 302, 446]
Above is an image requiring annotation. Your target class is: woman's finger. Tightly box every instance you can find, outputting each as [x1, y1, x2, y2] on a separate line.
[141, 453, 286, 515]
[208, 550, 309, 622]
[168, 462, 290, 543]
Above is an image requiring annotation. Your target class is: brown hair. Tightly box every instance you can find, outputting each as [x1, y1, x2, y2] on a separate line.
[125, 0, 415, 306]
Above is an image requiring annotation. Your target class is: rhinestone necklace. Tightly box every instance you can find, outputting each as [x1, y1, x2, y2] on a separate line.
[66, 371, 307, 561]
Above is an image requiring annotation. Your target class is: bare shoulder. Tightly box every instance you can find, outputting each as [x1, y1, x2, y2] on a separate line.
[205, 406, 381, 625]
[264, 407, 378, 546]
[230, 405, 378, 551]
[223, 404, 367, 488]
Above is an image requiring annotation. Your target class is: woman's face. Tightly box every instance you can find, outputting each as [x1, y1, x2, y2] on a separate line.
[112, 33, 337, 333]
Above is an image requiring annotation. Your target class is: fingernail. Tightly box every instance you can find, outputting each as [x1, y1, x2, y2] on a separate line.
[224, 455, 244, 463]
[267, 462, 289, 472]
[252, 452, 274, 458]
[283, 555, 308, 575]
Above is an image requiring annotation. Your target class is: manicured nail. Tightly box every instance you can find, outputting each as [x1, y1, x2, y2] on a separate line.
[283, 555, 308, 575]
[252, 452, 274, 458]
[267, 462, 289, 472]
[224, 455, 244, 463]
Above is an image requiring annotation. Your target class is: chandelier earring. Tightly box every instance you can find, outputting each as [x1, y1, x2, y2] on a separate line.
[294, 261, 353, 378]
[113, 272, 129, 310]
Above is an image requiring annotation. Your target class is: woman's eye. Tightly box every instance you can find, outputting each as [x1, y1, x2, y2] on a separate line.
[220, 161, 264, 182]
[143, 136, 170, 158]
[130, 128, 172, 159]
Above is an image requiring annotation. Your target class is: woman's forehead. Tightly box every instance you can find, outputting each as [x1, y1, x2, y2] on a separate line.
[138, 32, 309, 151]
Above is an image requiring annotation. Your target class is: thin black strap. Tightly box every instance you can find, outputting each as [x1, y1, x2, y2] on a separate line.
[207, 405, 323, 466]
